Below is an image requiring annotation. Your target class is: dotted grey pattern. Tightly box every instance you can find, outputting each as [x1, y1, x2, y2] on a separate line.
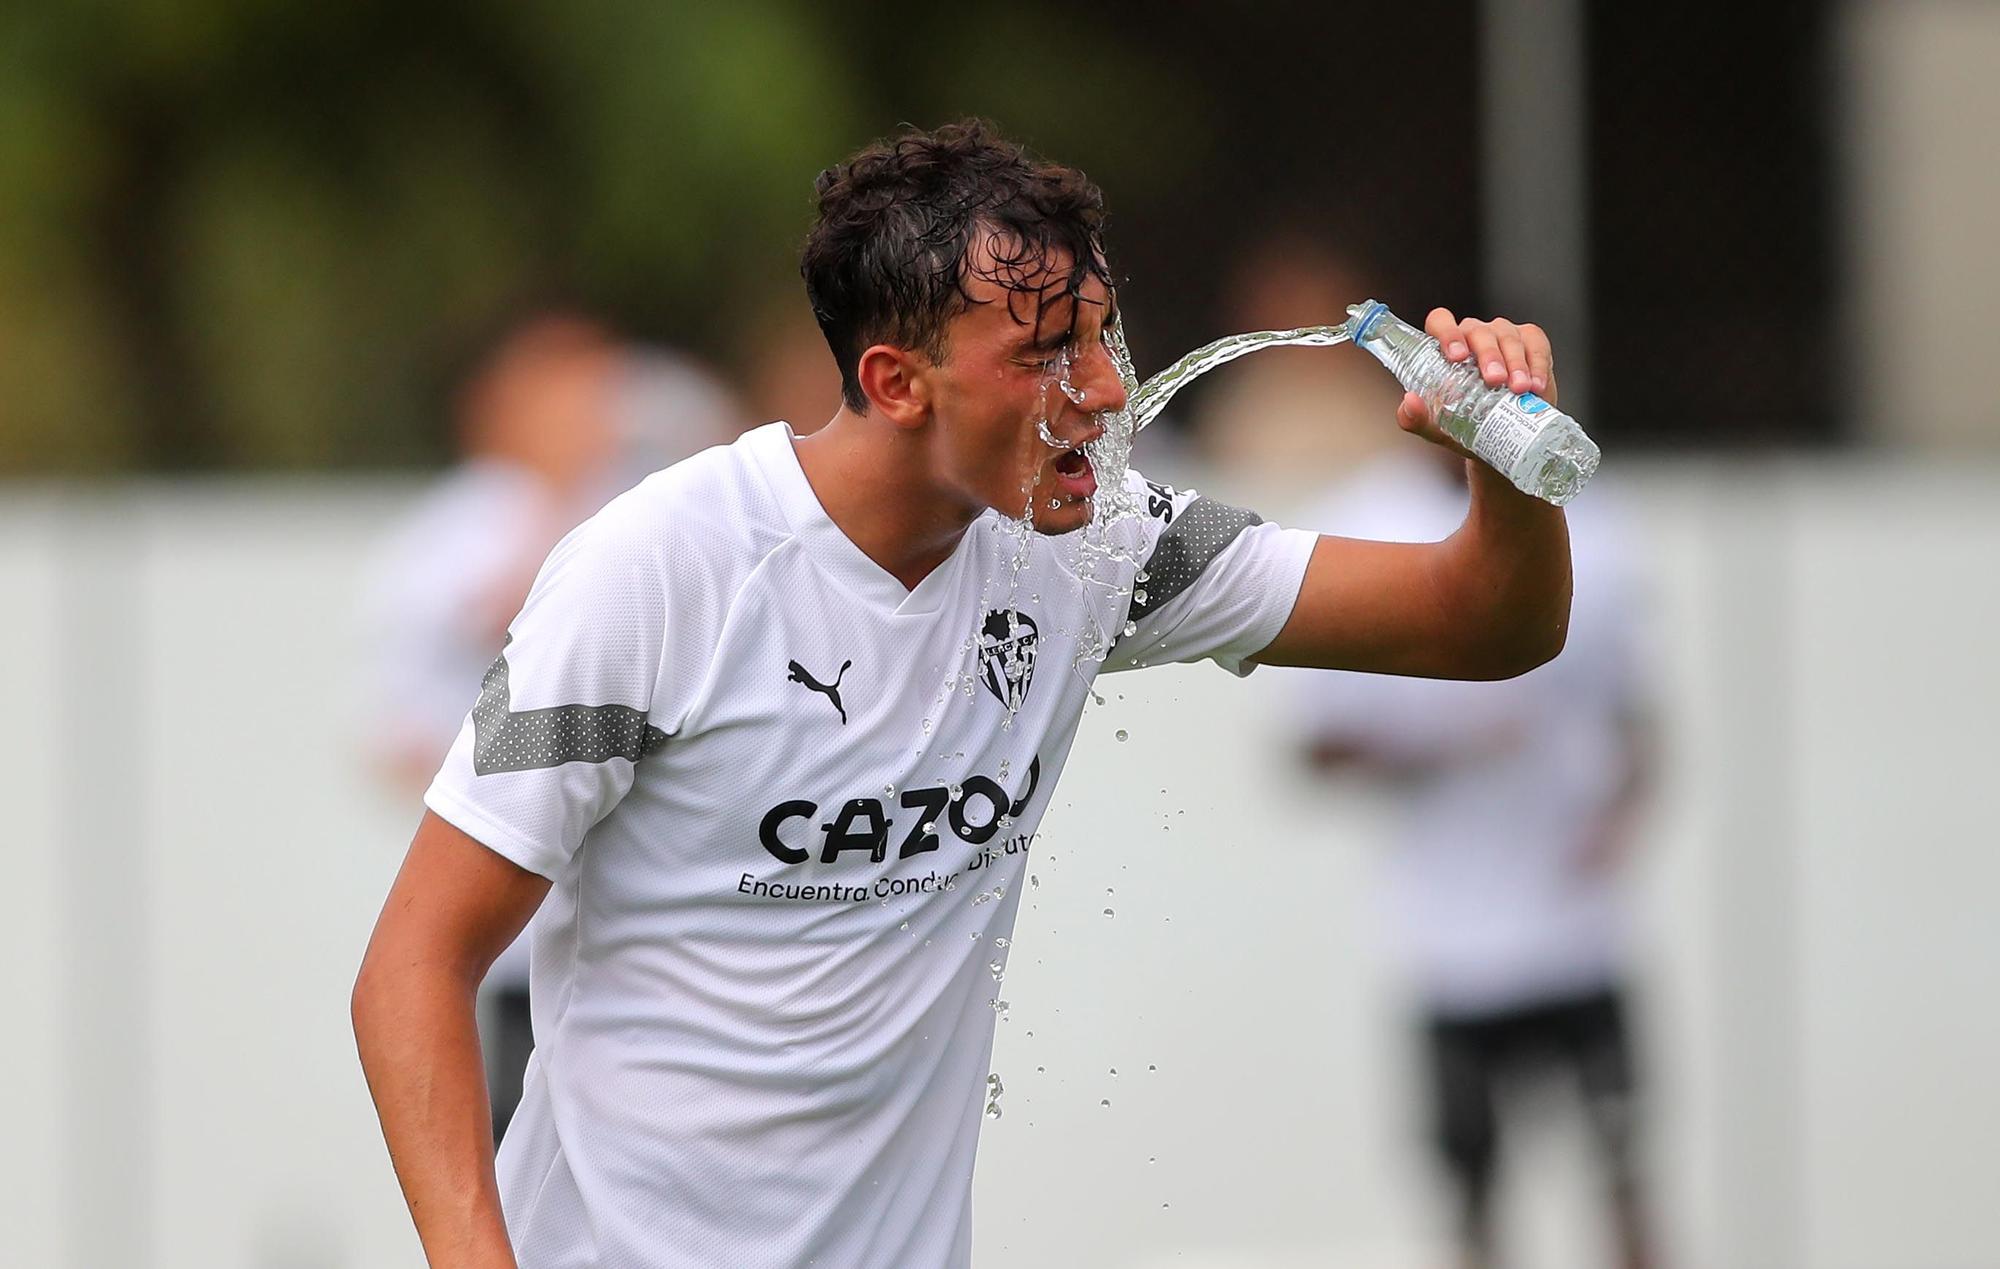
[1110, 496, 1264, 656]
[471, 637, 667, 776]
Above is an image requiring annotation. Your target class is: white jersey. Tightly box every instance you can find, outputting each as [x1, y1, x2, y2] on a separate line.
[1286, 452, 1646, 1017]
[425, 422, 1316, 1268]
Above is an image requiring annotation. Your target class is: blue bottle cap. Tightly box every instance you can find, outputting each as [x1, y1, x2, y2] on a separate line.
[1346, 299, 1389, 342]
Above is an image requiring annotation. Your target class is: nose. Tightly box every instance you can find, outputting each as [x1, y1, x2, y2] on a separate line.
[1071, 339, 1128, 417]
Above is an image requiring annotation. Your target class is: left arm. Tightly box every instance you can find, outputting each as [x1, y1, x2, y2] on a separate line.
[1254, 310, 1572, 680]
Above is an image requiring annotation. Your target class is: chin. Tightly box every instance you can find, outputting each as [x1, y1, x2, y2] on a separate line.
[1029, 497, 1094, 536]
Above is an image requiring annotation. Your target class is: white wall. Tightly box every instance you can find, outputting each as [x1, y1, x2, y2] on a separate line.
[2, 461, 1997, 1269]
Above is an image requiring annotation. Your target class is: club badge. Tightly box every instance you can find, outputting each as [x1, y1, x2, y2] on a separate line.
[978, 610, 1037, 712]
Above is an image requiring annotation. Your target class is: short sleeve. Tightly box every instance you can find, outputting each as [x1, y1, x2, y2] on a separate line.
[1099, 471, 1317, 677]
[424, 497, 670, 880]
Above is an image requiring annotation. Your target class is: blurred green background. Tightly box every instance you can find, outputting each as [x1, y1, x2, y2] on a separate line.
[0, 0, 1208, 472]
[2, 1, 1854, 474]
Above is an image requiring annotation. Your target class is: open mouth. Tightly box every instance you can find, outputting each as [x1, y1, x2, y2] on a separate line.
[1052, 445, 1097, 500]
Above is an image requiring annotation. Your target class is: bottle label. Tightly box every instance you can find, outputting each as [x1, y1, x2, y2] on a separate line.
[1471, 396, 1551, 478]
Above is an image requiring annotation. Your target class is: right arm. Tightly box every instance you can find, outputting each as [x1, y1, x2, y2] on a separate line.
[352, 812, 551, 1269]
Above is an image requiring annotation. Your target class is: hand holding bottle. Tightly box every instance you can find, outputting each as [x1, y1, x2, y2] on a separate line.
[1352, 301, 1598, 505]
[1392, 307, 1557, 456]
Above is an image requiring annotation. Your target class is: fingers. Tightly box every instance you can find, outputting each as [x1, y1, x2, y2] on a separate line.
[1520, 322, 1554, 397]
[1396, 391, 1431, 434]
[1456, 315, 1554, 397]
[1461, 319, 1516, 392]
[1431, 306, 1558, 398]
[1425, 308, 1468, 363]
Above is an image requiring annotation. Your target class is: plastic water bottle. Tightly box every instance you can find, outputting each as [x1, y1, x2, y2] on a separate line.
[1343, 300, 1599, 505]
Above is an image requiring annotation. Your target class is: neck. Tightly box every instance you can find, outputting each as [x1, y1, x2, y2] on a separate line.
[790, 408, 980, 591]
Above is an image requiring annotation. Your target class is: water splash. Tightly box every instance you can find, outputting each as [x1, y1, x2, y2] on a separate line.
[1127, 324, 1351, 431]
[962, 315, 1359, 690]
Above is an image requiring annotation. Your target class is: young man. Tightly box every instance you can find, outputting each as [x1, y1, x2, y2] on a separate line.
[352, 120, 1571, 1269]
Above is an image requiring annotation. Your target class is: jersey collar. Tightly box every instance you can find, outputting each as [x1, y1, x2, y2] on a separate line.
[752, 422, 974, 617]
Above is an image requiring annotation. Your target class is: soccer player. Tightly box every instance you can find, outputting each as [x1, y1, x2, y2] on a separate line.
[1288, 444, 1657, 1269]
[351, 120, 1573, 1268]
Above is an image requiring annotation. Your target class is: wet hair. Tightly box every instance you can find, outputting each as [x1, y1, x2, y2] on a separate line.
[801, 119, 1112, 413]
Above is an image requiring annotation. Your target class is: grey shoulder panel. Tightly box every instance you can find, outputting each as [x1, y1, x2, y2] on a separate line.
[471, 638, 667, 775]
[1113, 496, 1264, 650]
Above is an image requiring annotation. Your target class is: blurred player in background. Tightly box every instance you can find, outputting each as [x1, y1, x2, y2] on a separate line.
[358, 308, 742, 1139]
[1288, 441, 1661, 1269]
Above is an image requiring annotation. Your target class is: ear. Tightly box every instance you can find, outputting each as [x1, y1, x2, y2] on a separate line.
[855, 344, 933, 428]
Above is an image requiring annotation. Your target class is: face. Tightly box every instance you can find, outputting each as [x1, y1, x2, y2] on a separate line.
[917, 233, 1128, 535]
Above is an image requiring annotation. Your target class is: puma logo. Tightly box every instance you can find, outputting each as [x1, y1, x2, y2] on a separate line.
[786, 658, 852, 724]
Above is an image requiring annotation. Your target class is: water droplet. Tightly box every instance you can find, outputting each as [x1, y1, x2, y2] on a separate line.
[993, 937, 1010, 948]
[1100, 1098, 1112, 1108]
[1109, 1067, 1118, 1077]
[1102, 908, 1115, 918]
[985, 1072, 1005, 1120]
[989, 960, 1005, 978]
[899, 921, 909, 931]
[923, 822, 936, 836]
[921, 718, 932, 734]
[1036, 1065, 1045, 1073]
[1136, 569, 1150, 583]
[949, 783, 963, 801]
[1133, 588, 1147, 604]
[1122, 621, 1137, 637]
[1115, 729, 1129, 742]
[1148, 1064, 1157, 1071]
[1048, 499, 1061, 510]
[1029, 874, 1040, 888]
[882, 784, 894, 797]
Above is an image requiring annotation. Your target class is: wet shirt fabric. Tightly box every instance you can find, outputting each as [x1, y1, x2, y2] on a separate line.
[424, 422, 1316, 1269]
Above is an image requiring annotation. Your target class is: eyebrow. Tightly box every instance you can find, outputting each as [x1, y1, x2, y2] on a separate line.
[1017, 288, 1117, 353]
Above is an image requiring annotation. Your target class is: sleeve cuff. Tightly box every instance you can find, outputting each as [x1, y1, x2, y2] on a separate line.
[1220, 526, 1319, 676]
[423, 785, 569, 882]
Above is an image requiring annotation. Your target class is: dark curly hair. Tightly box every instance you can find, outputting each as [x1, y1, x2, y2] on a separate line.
[801, 119, 1112, 413]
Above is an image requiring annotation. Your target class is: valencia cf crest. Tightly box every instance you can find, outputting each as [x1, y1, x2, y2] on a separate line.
[978, 610, 1038, 712]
